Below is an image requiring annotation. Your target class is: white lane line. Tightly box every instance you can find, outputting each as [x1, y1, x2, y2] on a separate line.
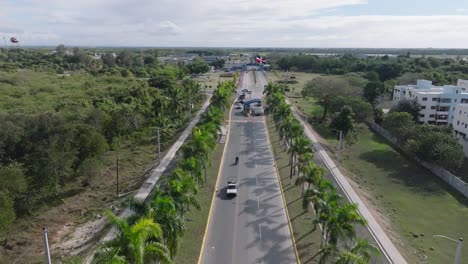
[257, 197, 260, 209]
[259, 224, 262, 241]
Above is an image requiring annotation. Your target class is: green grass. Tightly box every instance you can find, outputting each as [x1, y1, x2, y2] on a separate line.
[192, 71, 233, 91]
[267, 71, 322, 97]
[338, 125, 468, 264]
[266, 115, 322, 264]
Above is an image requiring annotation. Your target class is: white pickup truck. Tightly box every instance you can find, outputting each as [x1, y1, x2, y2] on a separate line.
[226, 178, 238, 197]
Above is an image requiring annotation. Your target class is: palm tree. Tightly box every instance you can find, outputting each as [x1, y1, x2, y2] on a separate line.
[295, 163, 325, 196]
[297, 152, 314, 179]
[182, 127, 216, 182]
[166, 172, 200, 219]
[335, 238, 380, 264]
[127, 192, 185, 258]
[178, 157, 203, 184]
[278, 115, 293, 149]
[93, 211, 172, 264]
[303, 178, 340, 246]
[325, 203, 367, 246]
[202, 106, 224, 129]
[93, 247, 126, 264]
[288, 135, 312, 178]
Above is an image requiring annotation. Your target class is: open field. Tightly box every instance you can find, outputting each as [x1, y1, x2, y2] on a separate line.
[267, 71, 322, 97]
[284, 71, 468, 263]
[193, 71, 235, 91]
[266, 115, 322, 264]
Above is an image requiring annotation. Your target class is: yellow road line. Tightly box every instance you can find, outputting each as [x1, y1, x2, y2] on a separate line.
[263, 114, 301, 264]
[197, 94, 235, 264]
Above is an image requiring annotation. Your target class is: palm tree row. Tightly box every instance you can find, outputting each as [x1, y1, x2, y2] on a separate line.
[265, 81, 379, 263]
[93, 80, 236, 263]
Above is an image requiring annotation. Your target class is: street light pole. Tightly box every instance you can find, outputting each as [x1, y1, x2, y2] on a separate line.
[330, 129, 343, 163]
[433, 235, 463, 264]
[157, 127, 161, 163]
[42, 227, 52, 264]
[455, 238, 463, 264]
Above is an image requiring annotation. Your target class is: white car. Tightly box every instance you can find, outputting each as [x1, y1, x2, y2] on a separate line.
[226, 179, 237, 197]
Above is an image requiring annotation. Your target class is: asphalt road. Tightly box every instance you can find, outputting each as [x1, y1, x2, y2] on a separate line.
[200, 71, 297, 264]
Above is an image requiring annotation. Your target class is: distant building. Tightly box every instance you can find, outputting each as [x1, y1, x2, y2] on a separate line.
[393, 79, 468, 125]
[393, 79, 468, 157]
[93, 53, 117, 60]
[453, 104, 468, 157]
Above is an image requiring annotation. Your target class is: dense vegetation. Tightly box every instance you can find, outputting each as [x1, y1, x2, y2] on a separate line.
[276, 54, 468, 85]
[0, 47, 211, 234]
[265, 82, 379, 263]
[92, 80, 236, 263]
[382, 111, 464, 171]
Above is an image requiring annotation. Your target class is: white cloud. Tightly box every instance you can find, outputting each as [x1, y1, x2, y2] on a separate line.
[1, 0, 468, 48]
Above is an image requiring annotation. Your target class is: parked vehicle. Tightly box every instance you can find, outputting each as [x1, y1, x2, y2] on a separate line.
[235, 103, 243, 109]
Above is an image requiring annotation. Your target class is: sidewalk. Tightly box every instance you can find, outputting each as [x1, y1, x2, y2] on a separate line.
[289, 102, 407, 264]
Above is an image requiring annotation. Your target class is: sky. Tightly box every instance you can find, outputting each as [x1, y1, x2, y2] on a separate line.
[1, 0, 468, 48]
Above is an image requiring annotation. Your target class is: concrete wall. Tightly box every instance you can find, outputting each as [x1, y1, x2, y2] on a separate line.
[369, 122, 468, 199]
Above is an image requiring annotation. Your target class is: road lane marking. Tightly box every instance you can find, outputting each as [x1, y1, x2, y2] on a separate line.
[257, 197, 260, 209]
[259, 224, 262, 241]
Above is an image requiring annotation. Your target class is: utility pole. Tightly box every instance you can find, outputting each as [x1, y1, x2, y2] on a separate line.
[116, 153, 119, 197]
[189, 93, 192, 119]
[433, 235, 463, 264]
[42, 227, 52, 264]
[455, 238, 463, 264]
[157, 128, 161, 163]
[338, 130, 343, 163]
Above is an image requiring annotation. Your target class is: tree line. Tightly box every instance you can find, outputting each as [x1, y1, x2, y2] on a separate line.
[0, 46, 211, 77]
[0, 65, 206, 234]
[265, 82, 379, 263]
[382, 109, 464, 172]
[91, 80, 236, 263]
[276, 54, 468, 85]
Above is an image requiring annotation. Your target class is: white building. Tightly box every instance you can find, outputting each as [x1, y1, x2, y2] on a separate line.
[393, 79, 468, 125]
[453, 104, 468, 157]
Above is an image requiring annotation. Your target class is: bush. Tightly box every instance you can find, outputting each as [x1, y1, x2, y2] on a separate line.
[0, 191, 15, 233]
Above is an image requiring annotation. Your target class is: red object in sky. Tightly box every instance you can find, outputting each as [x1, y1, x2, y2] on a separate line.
[256, 56, 267, 64]
[10, 37, 19, 43]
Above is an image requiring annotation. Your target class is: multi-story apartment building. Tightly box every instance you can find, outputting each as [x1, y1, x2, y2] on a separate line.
[393, 79, 468, 125]
[453, 104, 468, 156]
